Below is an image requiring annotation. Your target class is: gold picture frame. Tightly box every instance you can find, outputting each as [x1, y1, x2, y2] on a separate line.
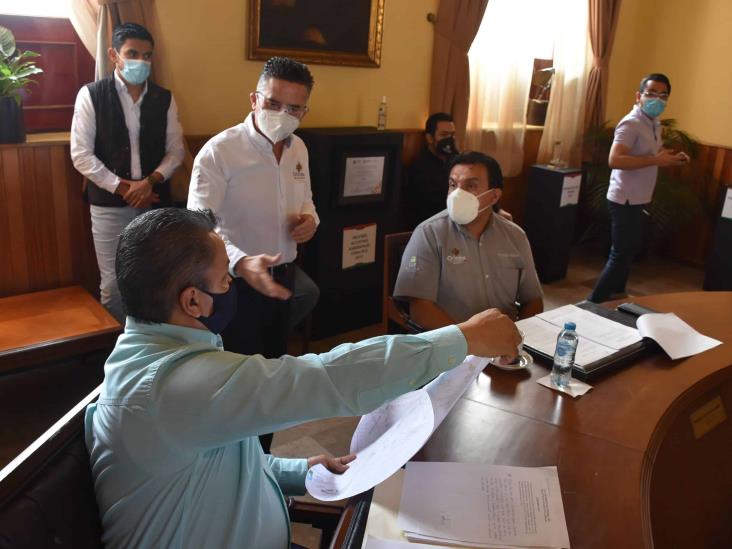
[248, 0, 385, 68]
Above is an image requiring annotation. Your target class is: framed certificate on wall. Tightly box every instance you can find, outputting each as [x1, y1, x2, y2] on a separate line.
[336, 151, 389, 206]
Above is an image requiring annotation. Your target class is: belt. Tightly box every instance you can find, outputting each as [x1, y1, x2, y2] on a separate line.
[269, 262, 293, 276]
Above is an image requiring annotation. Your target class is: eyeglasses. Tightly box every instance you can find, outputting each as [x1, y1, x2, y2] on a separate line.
[255, 91, 309, 116]
[642, 91, 669, 100]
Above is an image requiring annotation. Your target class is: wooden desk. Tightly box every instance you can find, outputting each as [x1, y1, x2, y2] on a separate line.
[347, 292, 732, 548]
[0, 286, 121, 375]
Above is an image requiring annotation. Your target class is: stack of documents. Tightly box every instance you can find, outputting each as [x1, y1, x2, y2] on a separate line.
[517, 304, 641, 367]
[397, 462, 570, 548]
[517, 304, 722, 366]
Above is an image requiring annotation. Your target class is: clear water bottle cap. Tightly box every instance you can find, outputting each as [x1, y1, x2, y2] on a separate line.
[564, 321, 576, 331]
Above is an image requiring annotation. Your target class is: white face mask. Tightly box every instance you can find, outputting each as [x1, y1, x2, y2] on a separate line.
[255, 108, 300, 143]
[446, 188, 491, 225]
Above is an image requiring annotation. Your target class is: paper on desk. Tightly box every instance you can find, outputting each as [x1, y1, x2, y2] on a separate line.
[516, 316, 618, 367]
[537, 374, 593, 398]
[637, 313, 722, 360]
[306, 357, 487, 501]
[538, 304, 641, 350]
[363, 535, 444, 549]
[397, 462, 570, 549]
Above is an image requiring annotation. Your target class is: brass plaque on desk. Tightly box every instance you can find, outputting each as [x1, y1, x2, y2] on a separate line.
[690, 396, 727, 440]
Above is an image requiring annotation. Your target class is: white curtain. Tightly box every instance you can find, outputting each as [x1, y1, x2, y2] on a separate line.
[466, 0, 592, 176]
[537, 0, 592, 167]
[68, 0, 112, 80]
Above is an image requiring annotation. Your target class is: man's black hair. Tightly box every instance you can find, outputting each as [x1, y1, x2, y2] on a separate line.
[447, 151, 504, 189]
[116, 208, 218, 324]
[112, 23, 155, 50]
[425, 112, 454, 136]
[257, 56, 314, 93]
[639, 73, 671, 95]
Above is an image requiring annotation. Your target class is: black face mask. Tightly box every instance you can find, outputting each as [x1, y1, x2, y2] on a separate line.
[197, 284, 238, 334]
[436, 136, 458, 156]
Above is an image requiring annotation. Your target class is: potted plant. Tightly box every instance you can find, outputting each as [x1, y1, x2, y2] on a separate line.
[0, 25, 43, 144]
[526, 66, 554, 126]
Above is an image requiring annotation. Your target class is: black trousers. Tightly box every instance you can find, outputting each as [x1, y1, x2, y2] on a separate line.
[222, 263, 296, 452]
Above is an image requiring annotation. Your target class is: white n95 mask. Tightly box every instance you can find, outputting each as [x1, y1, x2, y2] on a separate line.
[446, 188, 491, 225]
[256, 108, 300, 144]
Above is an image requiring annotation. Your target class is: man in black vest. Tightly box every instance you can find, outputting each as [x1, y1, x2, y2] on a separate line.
[71, 23, 184, 321]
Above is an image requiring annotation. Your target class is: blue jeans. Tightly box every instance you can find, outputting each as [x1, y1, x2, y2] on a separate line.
[588, 200, 647, 303]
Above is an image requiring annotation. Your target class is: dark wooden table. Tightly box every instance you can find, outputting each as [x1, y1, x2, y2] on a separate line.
[339, 292, 732, 549]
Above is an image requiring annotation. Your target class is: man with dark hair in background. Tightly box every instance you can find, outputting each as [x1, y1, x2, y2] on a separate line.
[71, 22, 184, 322]
[404, 113, 512, 228]
[395, 151, 543, 329]
[85, 207, 521, 548]
[188, 57, 319, 364]
[588, 73, 689, 303]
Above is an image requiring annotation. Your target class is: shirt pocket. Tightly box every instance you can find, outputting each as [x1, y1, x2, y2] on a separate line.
[495, 254, 525, 299]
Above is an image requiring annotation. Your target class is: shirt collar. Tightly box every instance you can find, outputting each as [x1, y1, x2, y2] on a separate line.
[113, 69, 148, 103]
[243, 111, 292, 153]
[631, 104, 661, 129]
[124, 316, 223, 348]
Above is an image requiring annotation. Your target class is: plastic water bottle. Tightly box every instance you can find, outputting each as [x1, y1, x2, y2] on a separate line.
[551, 322, 578, 388]
[377, 96, 387, 130]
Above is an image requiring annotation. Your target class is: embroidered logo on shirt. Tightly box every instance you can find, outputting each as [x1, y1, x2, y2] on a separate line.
[405, 255, 420, 273]
[446, 247, 467, 265]
[293, 161, 306, 180]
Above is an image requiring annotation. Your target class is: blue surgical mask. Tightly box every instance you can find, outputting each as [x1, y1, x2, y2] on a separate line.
[119, 58, 151, 86]
[641, 98, 665, 118]
[198, 284, 238, 334]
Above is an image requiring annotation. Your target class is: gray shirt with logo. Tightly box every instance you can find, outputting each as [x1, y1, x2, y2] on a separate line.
[394, 211, 543, 321]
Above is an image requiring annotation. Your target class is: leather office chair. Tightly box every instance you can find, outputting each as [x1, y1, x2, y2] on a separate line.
[0, 387, 359, 549]
[382, 231, 424, 334]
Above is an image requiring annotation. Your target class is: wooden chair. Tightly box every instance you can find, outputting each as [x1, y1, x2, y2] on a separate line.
[382, 232, 424, 334]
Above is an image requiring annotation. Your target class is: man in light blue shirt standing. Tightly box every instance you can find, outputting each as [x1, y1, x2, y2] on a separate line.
[85, 208, 521, 548]
[588, 73, 689, 303]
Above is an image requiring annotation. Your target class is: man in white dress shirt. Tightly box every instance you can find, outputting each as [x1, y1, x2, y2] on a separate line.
[70, 23, 184, 321]
[188, 57, 319, 366]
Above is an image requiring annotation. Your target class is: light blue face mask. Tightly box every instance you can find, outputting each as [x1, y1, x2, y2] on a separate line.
[119, 58, 151, 85]
[641, 98, 666, 118]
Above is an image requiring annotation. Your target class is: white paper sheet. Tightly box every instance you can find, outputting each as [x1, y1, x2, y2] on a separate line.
[517, 316, 618, 367]
[306, 390, 434, 501]
[538, 304, 641, 350]
[637, 313, 722, 360]
[397, 462, 570, 548]
[306, 357, 487, 501]
[363, 535, 444, 549]
[559, 174, 581, 207]
[721, 188, 732, 220]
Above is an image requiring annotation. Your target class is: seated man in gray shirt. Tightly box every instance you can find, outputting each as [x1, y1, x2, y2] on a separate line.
[394, 151, 544, 329]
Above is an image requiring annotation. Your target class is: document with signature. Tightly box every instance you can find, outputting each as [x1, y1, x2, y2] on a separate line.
[306, 357, 487, 501]
[398, 462, 570, 548]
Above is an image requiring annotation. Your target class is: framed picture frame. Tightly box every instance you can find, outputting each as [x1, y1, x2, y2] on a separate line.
[248, 0, 385, 68]
[335, 149, 392, 206]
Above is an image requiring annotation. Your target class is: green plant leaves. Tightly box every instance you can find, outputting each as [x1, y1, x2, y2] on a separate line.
[0, 26, 16, 59]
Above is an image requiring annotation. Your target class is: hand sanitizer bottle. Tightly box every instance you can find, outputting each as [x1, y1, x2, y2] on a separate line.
[377, 96, 387, 130]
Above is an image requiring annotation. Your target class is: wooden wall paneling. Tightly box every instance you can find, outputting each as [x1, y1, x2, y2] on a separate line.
[1, 148, 30, 295]
[0, 152, 14, 294]
[50, 146, 73, 284]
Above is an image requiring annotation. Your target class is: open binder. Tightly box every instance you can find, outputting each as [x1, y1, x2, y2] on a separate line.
[522, 300, 659, 381]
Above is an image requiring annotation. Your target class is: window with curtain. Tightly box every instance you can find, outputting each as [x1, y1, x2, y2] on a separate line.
[1, 2, 94, 132]
[465, 0, 591, 176]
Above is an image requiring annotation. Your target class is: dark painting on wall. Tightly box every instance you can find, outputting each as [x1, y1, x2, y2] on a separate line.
[248, 0, 385, 67]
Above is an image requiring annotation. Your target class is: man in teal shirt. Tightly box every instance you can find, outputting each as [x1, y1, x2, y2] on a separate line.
[85, 208, 520, 548]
